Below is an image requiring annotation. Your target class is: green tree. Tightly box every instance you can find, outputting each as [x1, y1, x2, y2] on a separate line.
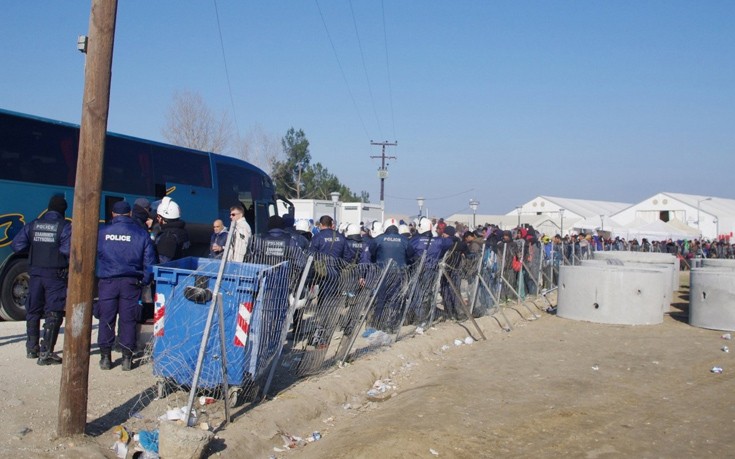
[271, 128, 368, 202]
[270, 128, 310, 198]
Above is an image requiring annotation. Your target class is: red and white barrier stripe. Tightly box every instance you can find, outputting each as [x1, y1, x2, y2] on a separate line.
[234, 301, 253, 347]
[153, 292, 165, 337]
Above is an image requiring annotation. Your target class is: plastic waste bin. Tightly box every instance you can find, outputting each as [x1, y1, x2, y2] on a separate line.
[152, 257, 289, 389]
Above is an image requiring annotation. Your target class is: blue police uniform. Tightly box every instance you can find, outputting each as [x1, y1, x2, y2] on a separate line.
[409, 232, 453, 265]
[11, 201, 71, 364]
[97, 212, 156, 370]
[343, 235, 364, 264]
[361, 227, 413, 267]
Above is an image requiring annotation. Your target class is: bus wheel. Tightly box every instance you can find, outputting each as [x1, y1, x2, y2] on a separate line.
[0, 259, 29, 321]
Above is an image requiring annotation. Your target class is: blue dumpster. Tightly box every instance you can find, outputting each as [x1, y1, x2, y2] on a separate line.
[152, 257, 289, 389]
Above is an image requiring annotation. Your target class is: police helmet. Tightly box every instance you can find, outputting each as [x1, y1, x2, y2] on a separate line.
[157, 196, 181, 219]
[346, 224, 361, 237]
[418, 217, 433, 234]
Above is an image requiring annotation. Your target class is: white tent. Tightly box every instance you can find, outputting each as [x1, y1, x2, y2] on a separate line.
[613, 219, 698, 241]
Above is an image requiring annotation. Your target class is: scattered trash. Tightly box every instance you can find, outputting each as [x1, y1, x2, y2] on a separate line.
[464, 336, 474, 345]
[362, 327, 377, 338]
[415, 326, 425, 335]
[453, 339, 463, 346]
[440, 345, 450, 351]
[309, 432, 322, 442]
[711, 366, 723, 374]
[723, 346, 730, 353]
[134, 429, 159, 457]
[430, 448, 440, 456]
[342, 403, 352, 410]
[159, 407, 197, 427]
[367, 330, 392, 346]
[111, 425, 130, 459]
[198, 396, 216, 406]
[722, 333, 732, 340]
[279, 431, 306, 449]
[591, 364, 599, 371]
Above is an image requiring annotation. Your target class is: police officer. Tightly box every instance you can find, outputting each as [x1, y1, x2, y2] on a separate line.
[154, 196, 190, 263]
[361, 218, 414, 332]
[250, 215, 300, 263]
[97, 200, 157, 371]
[11, 195, 71, 365]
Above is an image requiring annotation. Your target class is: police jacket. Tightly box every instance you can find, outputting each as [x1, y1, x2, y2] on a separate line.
[155, 219, 190, 263]
[343, 235, 364, 264]
[285, 227, 309, 250]
[309, 228, 346, 258]
[97, 215, 157, 283]
[257, 228, 299, 258]
[11, 211, 71, 274]
[361, 227, 413, 267]
[409, 231, 452, 265]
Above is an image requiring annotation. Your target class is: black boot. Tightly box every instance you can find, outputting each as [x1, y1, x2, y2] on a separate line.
[37, 313, 63, 366]
[99, 348, 112, 370]
[121, 351, 133, 372]
[26, 334, 40, 359]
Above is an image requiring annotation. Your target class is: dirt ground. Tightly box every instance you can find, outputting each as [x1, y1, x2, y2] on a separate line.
[0, 274, 733, 458]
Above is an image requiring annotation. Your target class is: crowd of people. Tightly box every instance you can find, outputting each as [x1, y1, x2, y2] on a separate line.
[16, 194, 730, 372]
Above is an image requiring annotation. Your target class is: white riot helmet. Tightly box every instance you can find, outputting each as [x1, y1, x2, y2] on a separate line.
[346, 223, 361, 237]
[338, 222, 349, 234]
[418, 217, 433, 234]
[370, 220, 383, 237]
[157, 196, 181, 220]
[398, 224, 410, 236]
[383, 217, 399, 231]
[295, 219, 311, 233]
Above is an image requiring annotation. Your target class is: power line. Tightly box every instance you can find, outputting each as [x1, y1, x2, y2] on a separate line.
[314, 0, 371, 140]
[380, 0, 397, 140]
[212, 0, 241, 142]
[349, 0, 383, 139]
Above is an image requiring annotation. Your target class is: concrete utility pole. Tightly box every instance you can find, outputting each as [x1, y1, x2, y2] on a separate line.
[58, 0, 118, 437]
[369, 140, 397, 211]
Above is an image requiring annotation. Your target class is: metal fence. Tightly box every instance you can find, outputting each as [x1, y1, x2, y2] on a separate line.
[133, 232, 566, 428]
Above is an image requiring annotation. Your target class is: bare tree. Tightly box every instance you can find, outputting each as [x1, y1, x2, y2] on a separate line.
[161, 90, 232, 153]
[235, 124, 281, 174]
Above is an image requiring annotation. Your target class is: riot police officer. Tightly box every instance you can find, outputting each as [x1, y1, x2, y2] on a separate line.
[96, 201, 157, 371]
[11, 195, 71, 365]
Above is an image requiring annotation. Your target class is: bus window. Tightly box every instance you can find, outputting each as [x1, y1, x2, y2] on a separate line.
[215, 162, 263, 210]
[103, 137, 153, 195]
[151, 145, 212, 189]
[0, 116, 77, 186]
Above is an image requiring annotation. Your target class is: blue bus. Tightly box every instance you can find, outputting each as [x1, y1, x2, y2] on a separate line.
[0, 109, 289, 320]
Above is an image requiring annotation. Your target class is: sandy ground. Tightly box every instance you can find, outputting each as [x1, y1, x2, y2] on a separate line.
[0, 275, 733, 458]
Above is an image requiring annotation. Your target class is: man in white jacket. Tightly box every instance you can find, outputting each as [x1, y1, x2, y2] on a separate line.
[227, 204, 252, 262]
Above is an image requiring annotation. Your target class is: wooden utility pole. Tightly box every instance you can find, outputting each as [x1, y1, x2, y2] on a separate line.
[369, 140, 397, 212]
[58, 0, 118, 437]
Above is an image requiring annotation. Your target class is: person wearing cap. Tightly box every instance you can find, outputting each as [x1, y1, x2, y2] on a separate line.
[209, 219, 228, 258]
[283, 214, 309, 250]
[154, 196, 190, 263]
[249, 215, 300, 263]
[132, 197, 153, 230]
[227, 204, 252, 262]
[11, 195, 72, 365]
[96, 200, 157, 371]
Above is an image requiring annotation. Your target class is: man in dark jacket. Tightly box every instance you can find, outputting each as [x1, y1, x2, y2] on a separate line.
[96, 201, 157, 371]
[154, 197, 189, 263]
[11, 195, 71, 365]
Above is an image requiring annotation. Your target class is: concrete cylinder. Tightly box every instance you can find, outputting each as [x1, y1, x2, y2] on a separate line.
[689, 268, 735, 331]
[581, 260, 673, 314]
[594, 251, 679, 290]
[557, 265, 667, 325]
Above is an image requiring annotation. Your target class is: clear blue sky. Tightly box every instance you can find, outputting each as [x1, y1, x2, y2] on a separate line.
[2, 1, 734, 218]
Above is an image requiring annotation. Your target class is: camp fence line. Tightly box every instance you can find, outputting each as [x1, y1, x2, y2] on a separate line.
[129, 237, 609, 425]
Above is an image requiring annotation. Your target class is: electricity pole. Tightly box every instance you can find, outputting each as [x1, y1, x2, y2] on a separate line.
[58, 0, 118, 437]
[370, 140, 397, 213]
